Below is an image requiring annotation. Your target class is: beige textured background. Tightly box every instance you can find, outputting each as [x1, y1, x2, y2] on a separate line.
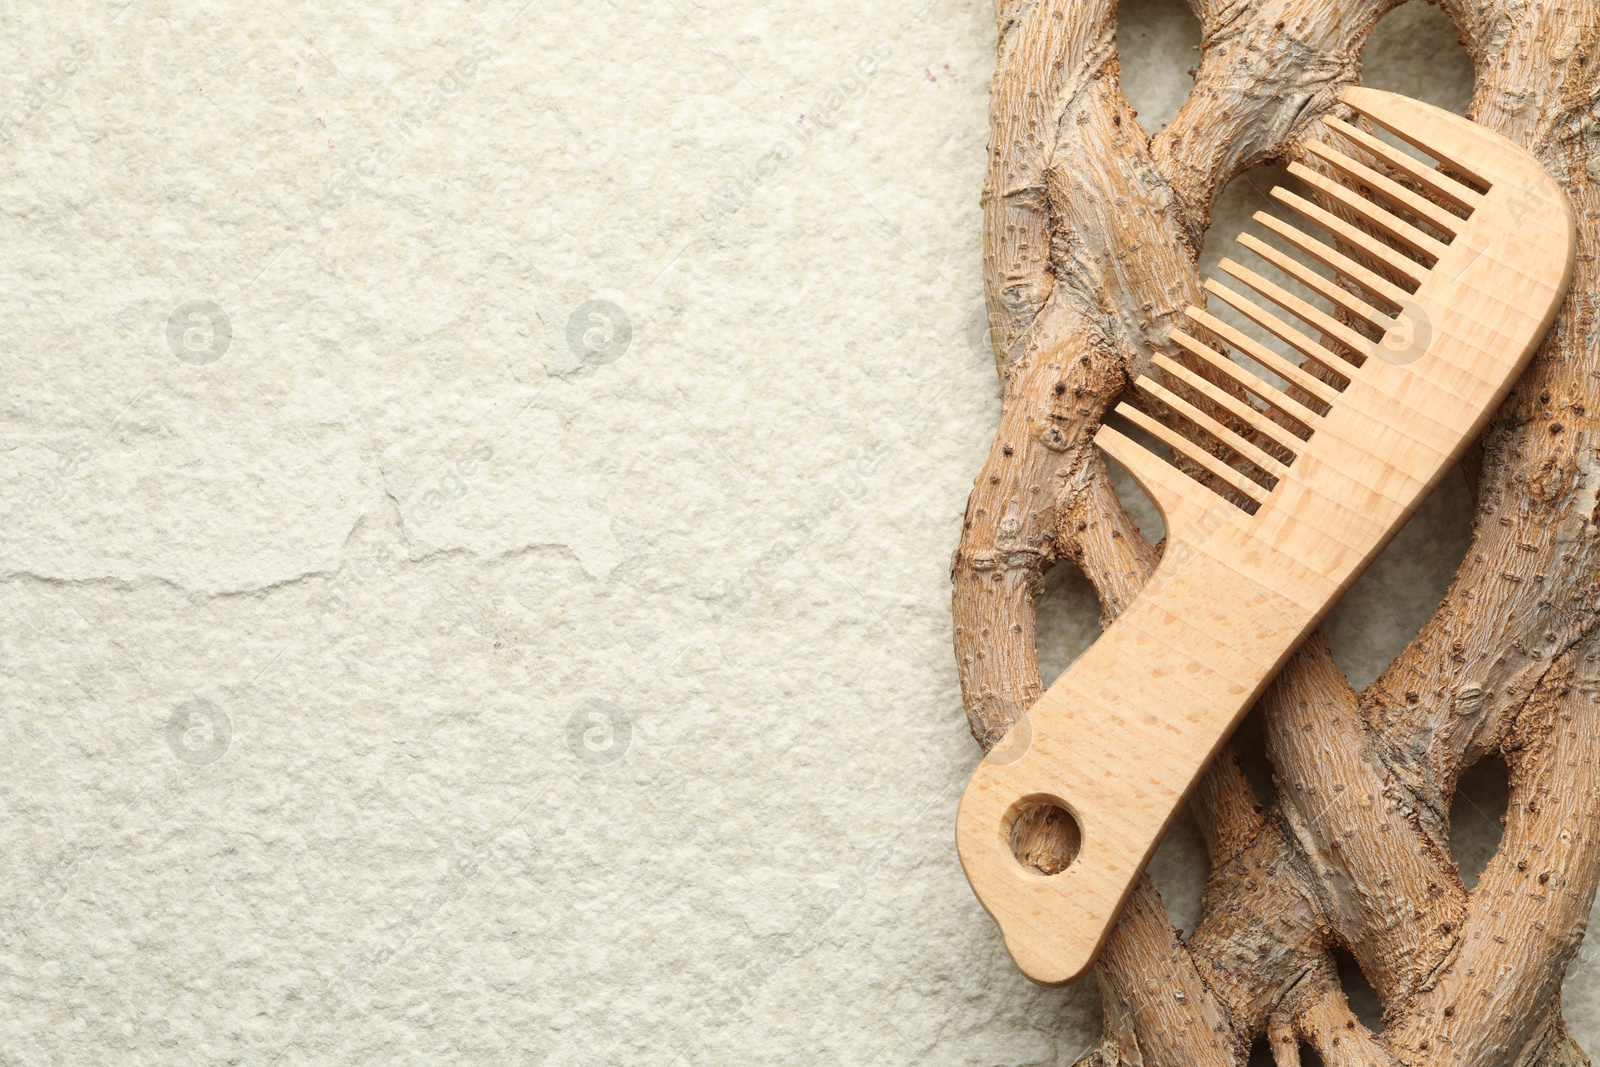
[0, 0, 1592, 1063]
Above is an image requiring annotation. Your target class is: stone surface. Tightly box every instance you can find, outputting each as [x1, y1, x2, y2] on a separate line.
[0, 0, 1590, 1063]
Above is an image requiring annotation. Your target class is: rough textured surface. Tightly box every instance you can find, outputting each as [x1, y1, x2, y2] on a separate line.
[0, 0, 1590, 1064]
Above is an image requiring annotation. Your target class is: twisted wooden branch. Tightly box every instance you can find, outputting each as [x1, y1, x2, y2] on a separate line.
[954, 0, 1600, 1060]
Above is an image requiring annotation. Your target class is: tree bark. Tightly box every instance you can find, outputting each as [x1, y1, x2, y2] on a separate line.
[952, 0, 1600, 1061]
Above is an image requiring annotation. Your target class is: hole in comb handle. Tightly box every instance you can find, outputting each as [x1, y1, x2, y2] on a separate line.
[1007, 795, 1082, 876]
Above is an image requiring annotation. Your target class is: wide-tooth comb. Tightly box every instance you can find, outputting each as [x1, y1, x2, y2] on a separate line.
[956, 87, 1575, 985]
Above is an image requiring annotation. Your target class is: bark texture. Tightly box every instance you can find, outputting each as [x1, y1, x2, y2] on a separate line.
[953, 0, 1600, 1062]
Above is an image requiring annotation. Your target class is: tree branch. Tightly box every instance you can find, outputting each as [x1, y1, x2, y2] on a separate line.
[957, 0, 1600, 1061]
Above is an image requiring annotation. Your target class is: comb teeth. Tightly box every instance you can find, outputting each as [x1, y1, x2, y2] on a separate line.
[1107, 319, 1321, 513]
[1269, 187, 1429, 289]
[1324, 115, 1485, 209]
[1187, 303, 1341, 409]
[1218, 256, 1374, 366]
[1286, 161, 1449, 263]
[1113, 401, 1270, 507]
[1253, 212, 1413, 312]
[1133, 376, 1290, 482]
[1235, 233, 1391, 333]
[1108, 102, 1490, 515]
[1168, 326, 1322, 424]
[1303, 139, 1462, 237]
[1150, 353, 1304, 457]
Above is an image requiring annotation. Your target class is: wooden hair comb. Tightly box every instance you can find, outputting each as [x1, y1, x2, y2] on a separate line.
[955, 87, 1576, 985]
